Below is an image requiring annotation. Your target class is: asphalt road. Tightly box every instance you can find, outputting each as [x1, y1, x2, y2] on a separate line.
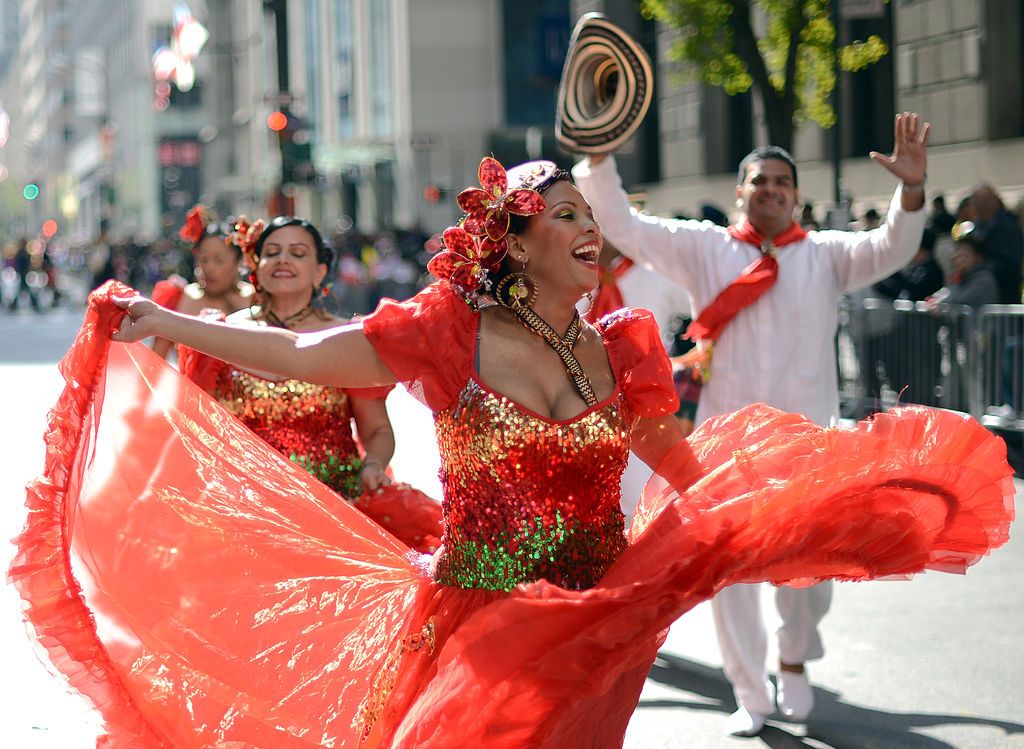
[1, 307, 1021, 748]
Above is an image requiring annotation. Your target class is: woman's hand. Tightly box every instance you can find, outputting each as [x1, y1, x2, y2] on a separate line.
[112, 295, 165, 343]
[359, 461, 392, 493]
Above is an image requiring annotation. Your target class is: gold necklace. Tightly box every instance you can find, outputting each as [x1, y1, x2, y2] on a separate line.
[508, 306, 598, 407]
[264, 304, 315, 329]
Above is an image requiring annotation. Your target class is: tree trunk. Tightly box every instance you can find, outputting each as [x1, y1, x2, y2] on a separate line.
[761, 89, 795, 153]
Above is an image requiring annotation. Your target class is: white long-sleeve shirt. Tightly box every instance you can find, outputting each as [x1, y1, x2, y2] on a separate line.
[573, 156, 928, 427]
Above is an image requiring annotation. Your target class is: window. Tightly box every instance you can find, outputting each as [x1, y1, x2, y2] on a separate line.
[334, 0, 354, 139]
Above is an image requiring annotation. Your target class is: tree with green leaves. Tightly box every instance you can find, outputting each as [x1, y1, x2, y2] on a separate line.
[639, 0, 889, 152]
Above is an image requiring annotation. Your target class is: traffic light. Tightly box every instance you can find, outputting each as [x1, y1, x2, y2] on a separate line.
[266, 111, 288, 131]
[41, 219, 59, 237]
[423, 185, 442, 204]
[268, 110, 314, 184]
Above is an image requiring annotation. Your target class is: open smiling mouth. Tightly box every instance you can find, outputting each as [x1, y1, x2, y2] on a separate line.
[572, 244, 600, 266]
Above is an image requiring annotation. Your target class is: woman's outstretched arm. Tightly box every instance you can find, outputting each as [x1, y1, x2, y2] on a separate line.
[631, 413, 703, 494]
[112, 294, 396, 389]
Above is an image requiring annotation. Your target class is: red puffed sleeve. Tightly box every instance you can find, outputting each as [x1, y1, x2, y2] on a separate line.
[361, 282, 476, 412]
[598, 308, 679, 418]
[178, 345, 229, 394]
[151, 276, 186, 310]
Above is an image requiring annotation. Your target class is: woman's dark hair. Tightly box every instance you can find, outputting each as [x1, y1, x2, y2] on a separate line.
[198, 221, 242, 258]
[255, 216, 335, 271]
[493, 168, 574, 295]
[506, 168, 574, 236]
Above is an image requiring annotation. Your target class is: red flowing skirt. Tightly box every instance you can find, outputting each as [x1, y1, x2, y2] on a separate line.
[9, 283, 1015, 748]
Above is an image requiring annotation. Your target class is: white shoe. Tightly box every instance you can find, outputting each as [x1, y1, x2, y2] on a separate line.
[777, 670, 814, 721]
[725, 707, 766, 737]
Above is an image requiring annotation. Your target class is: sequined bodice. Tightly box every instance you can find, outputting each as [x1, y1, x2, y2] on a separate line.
[433, 378, 633, 592]
[213, 370, 364, 500]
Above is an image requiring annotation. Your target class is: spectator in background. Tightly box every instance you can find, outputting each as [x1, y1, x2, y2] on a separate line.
[971, 184, 1024, 304]
[859, 207, 883, 230]
[700, 203, 729, 227]
[955, 195, 976, 223]
[800, 202, 820, 230]
[88, 220, 116, 289]
[929, 194, 957, 235]
[8, 238, 41, 312]
[873, 227, 944, 301]
[927, 221, 1000, 310]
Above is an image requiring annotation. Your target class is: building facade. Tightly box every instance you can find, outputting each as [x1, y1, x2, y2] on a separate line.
[5, 0, 1022, 242]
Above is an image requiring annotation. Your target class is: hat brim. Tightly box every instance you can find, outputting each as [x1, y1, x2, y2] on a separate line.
[556, 14, 654, 154]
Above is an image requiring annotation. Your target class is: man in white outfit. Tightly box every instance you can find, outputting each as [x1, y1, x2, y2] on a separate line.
[579, 249, 691, 522]
[573, 113, 930, 737]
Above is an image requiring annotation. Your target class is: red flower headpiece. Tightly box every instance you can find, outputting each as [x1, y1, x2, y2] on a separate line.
[457, 157, 547, 241]
[429, 157, 551, 299]
[179, 204, 216, 246]
[426, 227, 507, 297]
[228, 216, 266, 288]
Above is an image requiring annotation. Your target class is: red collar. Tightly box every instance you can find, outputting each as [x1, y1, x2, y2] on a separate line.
[727, 219, 807, 251]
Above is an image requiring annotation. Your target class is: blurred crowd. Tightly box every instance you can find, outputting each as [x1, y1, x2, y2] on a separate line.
[4, 186, 1023, 420]
[1, 220, 435, 318]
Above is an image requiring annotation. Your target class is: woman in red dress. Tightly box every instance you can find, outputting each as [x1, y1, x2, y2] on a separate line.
[10, 157, 1014, 748]
[179, 215, 441, 552]
[151, 205, 255, 359]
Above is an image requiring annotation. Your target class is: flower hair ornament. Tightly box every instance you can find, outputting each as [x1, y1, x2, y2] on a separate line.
[228, 216, 266, 289]
[178, 204, 217, 246]
[427, 156, 553, 302]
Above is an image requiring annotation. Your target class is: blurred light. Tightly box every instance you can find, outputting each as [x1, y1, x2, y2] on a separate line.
[0, 107, 10, 147]
[60, 192, 80, 219]
[267, 111, 288, 132]
[153, 96, 170, 113]
[41, 219, 58, 237]
[423, 185, 442, 204]
[152, 46, 178, 81]
[0, 164, 8, 181]
[23, 183, 39, 200]
[174, 61, 196, 92]
[174, 14, 209, 59]
[155, 81, 172, 97]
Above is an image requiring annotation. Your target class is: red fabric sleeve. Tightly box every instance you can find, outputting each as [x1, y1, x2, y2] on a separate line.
[361, 282, 476, 411]
[598, 308, 679, 418]
[151, 277, 186, 310]
[178, 345, 229, 393]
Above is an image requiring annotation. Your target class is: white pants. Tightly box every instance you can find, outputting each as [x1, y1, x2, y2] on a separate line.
[711, 582, 833, 715]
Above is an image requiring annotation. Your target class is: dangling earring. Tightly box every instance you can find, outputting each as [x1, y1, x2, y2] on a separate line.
[495, 258, 537, 310]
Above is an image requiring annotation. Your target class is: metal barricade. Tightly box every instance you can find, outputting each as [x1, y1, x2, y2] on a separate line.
[976, 305, 1024, 431]
[838, 297, 976, 419]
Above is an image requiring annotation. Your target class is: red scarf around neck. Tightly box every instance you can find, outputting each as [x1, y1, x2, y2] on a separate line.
[584, 256, 635, 323]
[684, 219, 807, 342]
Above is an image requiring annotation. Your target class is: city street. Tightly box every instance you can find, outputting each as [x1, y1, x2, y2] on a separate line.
[1, 309, 1022, 749]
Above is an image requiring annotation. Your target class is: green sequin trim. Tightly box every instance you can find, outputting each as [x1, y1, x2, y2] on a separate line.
[292, 451, 363, 501]
[436, 510, 626, 592]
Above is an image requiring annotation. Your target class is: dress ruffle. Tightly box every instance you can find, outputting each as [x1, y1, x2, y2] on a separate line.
[361, 283, 475, 412]
[150, 277, 186, 311]
[597, 308, 679, 417]
[8, 281, 1015, 748]
[356, 485, 444, 554]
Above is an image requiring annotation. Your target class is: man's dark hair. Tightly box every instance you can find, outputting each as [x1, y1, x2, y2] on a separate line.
[737, 146, 798, 188]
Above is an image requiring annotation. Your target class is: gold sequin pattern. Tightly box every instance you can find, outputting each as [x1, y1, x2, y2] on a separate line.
[213, 370, 365, 500]
[433, 380, 632, 591]
[354, 616, 437, 742]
